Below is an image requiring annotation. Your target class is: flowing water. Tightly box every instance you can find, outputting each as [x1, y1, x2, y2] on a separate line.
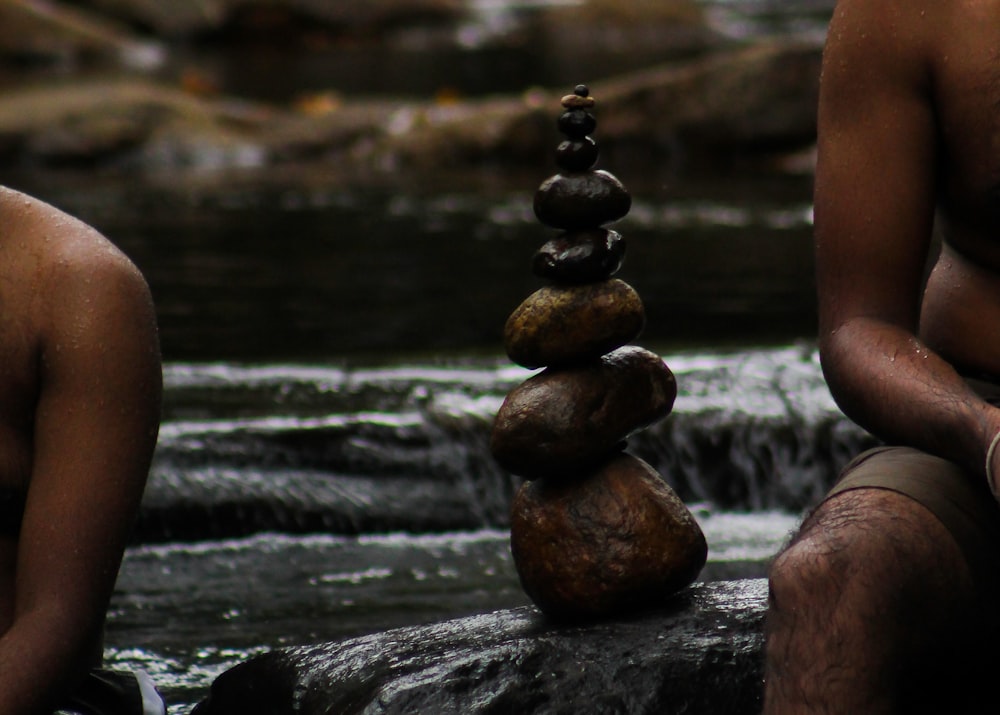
[1, 1, 842, 711]
[18, 149, 826, 715]
[105, 349, 857, 711]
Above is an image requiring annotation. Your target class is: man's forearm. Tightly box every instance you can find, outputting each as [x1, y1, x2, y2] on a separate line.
[820, 316, 1000, 479]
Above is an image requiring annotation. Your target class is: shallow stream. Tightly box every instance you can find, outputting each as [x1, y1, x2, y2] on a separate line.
[0, 1, 843, 710]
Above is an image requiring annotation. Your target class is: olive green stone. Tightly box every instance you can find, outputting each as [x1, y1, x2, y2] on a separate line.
[503, 278, 644, 368]
[510, 452, 708, 622]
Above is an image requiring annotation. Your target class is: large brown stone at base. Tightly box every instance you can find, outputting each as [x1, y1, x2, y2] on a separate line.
[503, 278, 644, 368]
[510, 453, 707, 621]
[490, 345, 676, 479]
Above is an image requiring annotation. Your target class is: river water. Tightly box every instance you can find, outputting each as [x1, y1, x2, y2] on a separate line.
[103, 348, 851, 712]
[1, 1, 844, 711]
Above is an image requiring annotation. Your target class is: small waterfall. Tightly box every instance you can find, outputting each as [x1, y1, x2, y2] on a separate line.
[138, 345, 872, 542]
[633, 345, 876, 511]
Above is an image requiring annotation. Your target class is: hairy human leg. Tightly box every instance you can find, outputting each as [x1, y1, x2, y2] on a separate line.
[763, 488, 984, 714]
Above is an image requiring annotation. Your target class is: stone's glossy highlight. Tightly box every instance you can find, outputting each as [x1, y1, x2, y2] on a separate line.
[490, 346, 677, 479]
[557, 108, 597, 139]
[534, 170, 631, 230]
[503, 279, 643, 368]
[555, 137, 599, 173]
[532, 228, 625, 284]
[510, 453, 708, 621]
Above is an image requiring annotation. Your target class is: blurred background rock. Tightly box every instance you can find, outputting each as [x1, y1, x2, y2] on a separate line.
[0, 0, 827, 176]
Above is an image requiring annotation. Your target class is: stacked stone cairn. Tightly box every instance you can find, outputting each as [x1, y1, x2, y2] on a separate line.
[490, 85, 708, 622]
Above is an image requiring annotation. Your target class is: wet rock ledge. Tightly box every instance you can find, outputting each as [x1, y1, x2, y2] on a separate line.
[192, 578, 767, 715]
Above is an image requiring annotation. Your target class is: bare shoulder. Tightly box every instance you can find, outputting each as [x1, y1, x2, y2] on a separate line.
[0, 187, 160, 379]
[2, 187, 154, 318]
[822, 0, 940, 87]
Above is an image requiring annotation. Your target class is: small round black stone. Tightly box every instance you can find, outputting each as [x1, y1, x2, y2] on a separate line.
[558, 109, 597, 140]
[555, 138, 599, 173]
[574, 84, 590, 98]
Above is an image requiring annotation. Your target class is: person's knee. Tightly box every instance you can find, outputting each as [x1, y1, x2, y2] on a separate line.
[767, 493, 899, 616]
[767, 533, 844, 615]
[769, 488, 977, 636]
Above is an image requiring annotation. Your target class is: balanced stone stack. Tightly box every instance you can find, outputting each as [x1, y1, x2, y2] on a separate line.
[491, 85, 708, 622]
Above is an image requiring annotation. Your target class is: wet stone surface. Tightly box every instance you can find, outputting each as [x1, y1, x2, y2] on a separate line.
[490, 345, 677, 479]
[531, 227, 626, 284]
[555, 137, 600, 172]
[190, 579, 769, 715]
[510, 452, 708, 621]
[533, 170, 632, 230]
[502, 278, 644, 368]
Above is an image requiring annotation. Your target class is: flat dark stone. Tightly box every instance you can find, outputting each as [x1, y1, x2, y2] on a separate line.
[533, 170, 631, 230]
[531, 228, 625, 284]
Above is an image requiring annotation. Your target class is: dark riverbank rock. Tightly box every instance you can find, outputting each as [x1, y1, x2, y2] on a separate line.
[532, 228, 626, 284]
[68, 0, 463, 38]
[490, 346, 677, 479]
[371, 40, 822, 174]
[503, 279, 644, 368]
[191, 578, 768, 715]
[538, 0, 718, 64]
[0, 0, 162, 65]
[534, 170, 632, 230]
[0, 39, 820, 174]
[510, 453, 707, 620]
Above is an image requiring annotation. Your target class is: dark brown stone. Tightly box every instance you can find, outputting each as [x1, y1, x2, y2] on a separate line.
[534, 170, 631, 230]
[490, 345, 676, 478]
[509, 452, 707, 621]
[557, 108, 597, 139]
[503, 278, 643, 368]
[555, 137, 600, 172]
[531, 227, 625, 284]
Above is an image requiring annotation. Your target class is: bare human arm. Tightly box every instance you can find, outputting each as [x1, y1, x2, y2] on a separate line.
[815, 0, 1000, 483]
[0, 226, 161, 713]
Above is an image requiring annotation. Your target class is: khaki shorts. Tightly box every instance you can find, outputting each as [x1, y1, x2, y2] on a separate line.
[827, 445, 1000, 598]
[824, 374, 1000, 601]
